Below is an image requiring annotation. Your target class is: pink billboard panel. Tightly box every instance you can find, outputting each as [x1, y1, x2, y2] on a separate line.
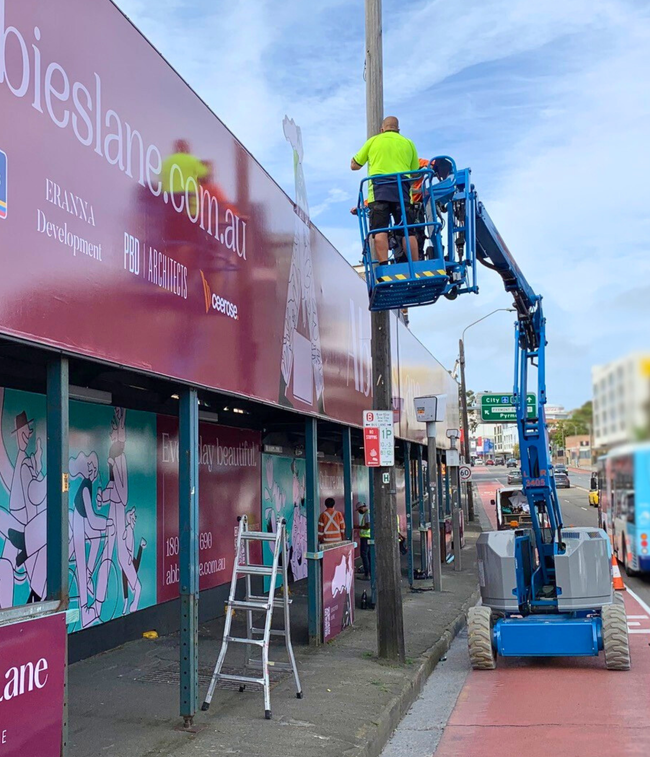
[156, 417, 261, 602]
[0, 0, 372, 428]
[322, 541, 355, 643]
[0, 0, 452, 442]
[0, 612, 66, 757]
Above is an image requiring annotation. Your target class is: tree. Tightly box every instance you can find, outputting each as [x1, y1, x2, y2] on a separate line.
[513, 443, 520, 459]
[549, 401, 592, 448]
[466, 389, 478, 433]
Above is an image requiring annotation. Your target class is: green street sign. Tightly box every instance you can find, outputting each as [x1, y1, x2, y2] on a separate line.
[478, 393, 536, 423]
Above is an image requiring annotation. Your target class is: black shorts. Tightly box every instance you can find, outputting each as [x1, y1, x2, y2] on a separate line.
[369, 201, 415, 234]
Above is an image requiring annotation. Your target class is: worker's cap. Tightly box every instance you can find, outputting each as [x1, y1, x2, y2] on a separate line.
[356, 502, 368, 511]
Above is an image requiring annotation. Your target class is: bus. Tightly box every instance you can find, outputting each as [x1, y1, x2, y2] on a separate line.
[598, 442, 650, 576]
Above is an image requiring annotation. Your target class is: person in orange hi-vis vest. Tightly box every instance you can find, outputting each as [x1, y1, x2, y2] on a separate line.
[318, 498, 346, 546]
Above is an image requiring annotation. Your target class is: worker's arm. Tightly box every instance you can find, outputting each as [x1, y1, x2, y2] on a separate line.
[351, 138, 371, 172]
[410, 141, 419, 172]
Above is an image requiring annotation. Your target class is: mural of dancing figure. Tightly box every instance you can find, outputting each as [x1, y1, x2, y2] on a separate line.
[68, 451, 113, 628]
[95, 408, 142, 615]
[0, 388, 48, 607]
[279, 116, 325, 413]
[289, 461, 308, 581]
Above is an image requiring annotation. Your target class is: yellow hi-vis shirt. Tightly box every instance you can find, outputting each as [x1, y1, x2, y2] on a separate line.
[353, 131, 419, 202]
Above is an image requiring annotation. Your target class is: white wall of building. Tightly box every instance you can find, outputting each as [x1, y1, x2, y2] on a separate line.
[592, 352, 650, 448]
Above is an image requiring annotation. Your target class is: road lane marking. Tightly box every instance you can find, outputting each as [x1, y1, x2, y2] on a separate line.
[627, 615, 649, 619]
[628, 629, 650, 634]
[625, 585, 650, 616]
[627, 621, 641, 626]
[581, 507, 588, 511]
[574, 486, 589, 492]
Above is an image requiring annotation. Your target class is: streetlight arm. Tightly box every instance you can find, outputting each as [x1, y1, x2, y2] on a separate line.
[461, 308, 516, 344]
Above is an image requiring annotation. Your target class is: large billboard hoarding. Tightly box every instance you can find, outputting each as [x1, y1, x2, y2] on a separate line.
[0, 0, 452, 444]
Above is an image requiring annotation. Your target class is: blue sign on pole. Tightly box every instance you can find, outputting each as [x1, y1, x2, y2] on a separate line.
[0, 150, 7, 219]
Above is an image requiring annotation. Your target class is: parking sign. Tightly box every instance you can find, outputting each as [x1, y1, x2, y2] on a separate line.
[363, 410, 394, 466]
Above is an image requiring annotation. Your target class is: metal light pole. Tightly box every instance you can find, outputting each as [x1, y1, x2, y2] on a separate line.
[365, 0, 405, 663]
[458, 308, 515, 521]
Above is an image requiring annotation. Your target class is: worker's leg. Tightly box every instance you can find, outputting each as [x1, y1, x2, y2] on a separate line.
[408, 232, 419, 262]
[368, 202, 391, 264]
[395, 203, 419, 262]
[373, 232, 389, 263]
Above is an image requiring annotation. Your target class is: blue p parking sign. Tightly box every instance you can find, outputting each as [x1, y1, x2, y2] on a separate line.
[0, 150, 7, 219]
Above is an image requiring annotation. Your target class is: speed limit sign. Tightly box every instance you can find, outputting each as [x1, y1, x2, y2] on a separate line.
[459, 465, 472, 481]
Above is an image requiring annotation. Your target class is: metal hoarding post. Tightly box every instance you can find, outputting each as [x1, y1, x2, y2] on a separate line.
[428, 427, 443, 591]
[305, 417, 322, 645]
[417, 445, 427, 576]
[179, 388, 199, 727]
[46, 355, 69, 756]
[343, 426, 353, 540]
[404, 441, 414, 588]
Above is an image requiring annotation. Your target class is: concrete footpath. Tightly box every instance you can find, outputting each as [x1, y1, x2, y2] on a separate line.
[69, 521, 481, 757]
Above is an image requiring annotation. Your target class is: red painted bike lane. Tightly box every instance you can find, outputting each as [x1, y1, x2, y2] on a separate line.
[476, 479, 500, 530]
[435, 484, 650, 757]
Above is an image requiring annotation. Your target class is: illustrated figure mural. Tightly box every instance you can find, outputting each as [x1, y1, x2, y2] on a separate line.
[95, 408, 143, 615]
[68, 451, 112, 628]
[263, 456, 308, 583]
[331, 550, 354, 634]
[280, 116, 325, 413]
[289, 460, 308, 581]
[0, 388, 48, 607]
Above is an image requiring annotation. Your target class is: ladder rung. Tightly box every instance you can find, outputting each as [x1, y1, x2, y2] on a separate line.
[218, 673, 264, 685]
[246, 659, 293, 671]
[252, 627, 286, 637]
[241, 531, 278, 542]
[236, 565, 274, 576]
[230, 599, 269, 611]
[226, 636, 265, 646]
[248, 595, 292, 607]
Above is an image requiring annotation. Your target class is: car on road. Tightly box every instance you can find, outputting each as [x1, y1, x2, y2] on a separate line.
[554, 470, 570, 488]
[554, 464, 569, 475]
[486, 459, 495, 466]
[507, 469, 522, 485]
[506, 458, 518, 468]
[495, 457, 505, 466]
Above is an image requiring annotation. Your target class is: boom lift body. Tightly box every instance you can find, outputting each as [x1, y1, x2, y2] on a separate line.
[356, 160, 630, 669]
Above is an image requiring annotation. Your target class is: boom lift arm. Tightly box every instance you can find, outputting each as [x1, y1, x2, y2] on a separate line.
[356, 159, 630, 668]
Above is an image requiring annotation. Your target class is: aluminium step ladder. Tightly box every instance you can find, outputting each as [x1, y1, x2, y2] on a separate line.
[201, 515, 302, 720]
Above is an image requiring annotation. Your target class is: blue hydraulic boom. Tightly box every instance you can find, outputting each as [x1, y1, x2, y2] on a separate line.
[356, 159, 629, 668]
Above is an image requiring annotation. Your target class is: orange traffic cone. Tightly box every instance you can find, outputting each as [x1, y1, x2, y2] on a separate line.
[612, 554, 626, 591]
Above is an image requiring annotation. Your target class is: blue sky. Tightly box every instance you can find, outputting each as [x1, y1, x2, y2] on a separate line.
[115, 0, 650, 411]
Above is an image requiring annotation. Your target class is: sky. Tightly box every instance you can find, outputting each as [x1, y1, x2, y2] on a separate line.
[114, 0, 650, 412]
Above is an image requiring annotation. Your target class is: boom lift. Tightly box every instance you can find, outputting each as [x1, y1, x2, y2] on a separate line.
[356, 159, 630, 669]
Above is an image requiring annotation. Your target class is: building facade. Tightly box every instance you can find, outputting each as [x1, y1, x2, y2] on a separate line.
[592, 353, 650, 449]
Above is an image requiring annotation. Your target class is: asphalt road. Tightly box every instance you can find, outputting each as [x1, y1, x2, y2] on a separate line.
[473, 466, 650, 615]
[382, 467, 650, 757]
[472, 466, 597, 528]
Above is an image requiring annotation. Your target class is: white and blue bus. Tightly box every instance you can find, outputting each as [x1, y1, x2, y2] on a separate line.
[598, 442, 650, 576]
